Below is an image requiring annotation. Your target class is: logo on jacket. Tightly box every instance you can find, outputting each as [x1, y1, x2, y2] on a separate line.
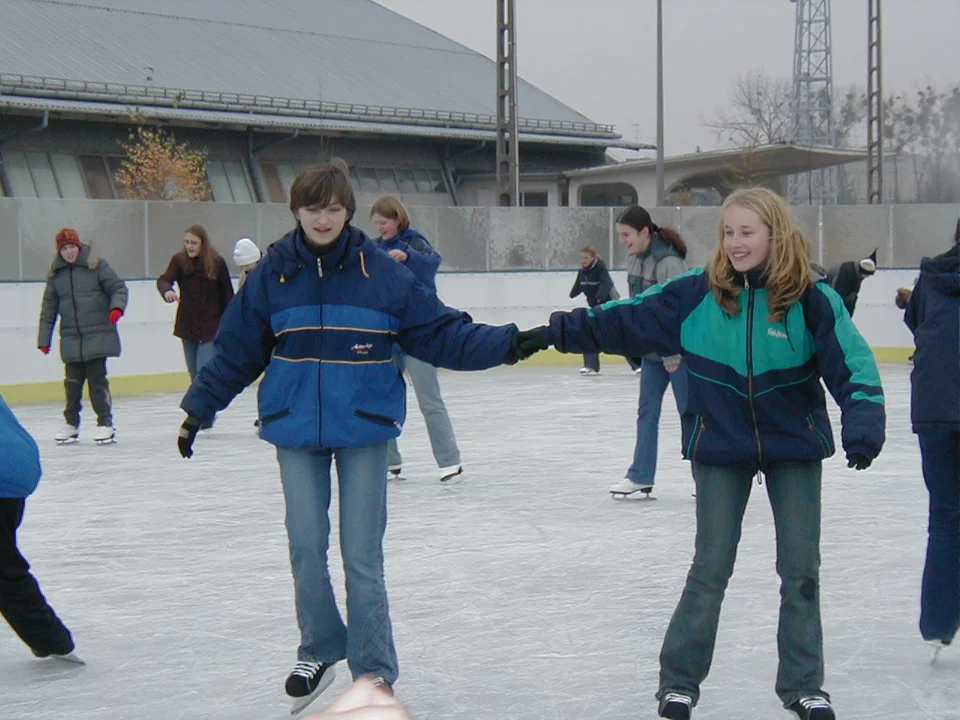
[767, 327, 788, 339]
[352, 343, 374, 355]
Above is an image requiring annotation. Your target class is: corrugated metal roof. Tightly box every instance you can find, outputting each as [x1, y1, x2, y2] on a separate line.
[0, 0, 613, 136]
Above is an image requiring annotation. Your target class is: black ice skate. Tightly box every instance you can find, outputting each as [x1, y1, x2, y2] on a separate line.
[286, 660, 337, 715]
[387, 465, 404, 481]
[658, 692, 693, 719]
[786, 695, 835, 720]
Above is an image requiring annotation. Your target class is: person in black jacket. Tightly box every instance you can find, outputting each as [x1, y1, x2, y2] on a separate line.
[569, 245, 617, 376]
[825, 248, 877, 317]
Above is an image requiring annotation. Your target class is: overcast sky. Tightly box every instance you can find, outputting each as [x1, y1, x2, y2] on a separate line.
[372, 0, 959, 157]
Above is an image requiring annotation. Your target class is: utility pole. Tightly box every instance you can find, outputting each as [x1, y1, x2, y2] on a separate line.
[655, 0, 665, 206]
[496, 0, 520, 206]
[866, 0, 883, 204]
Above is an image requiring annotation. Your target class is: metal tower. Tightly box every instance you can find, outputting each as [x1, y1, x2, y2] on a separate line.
[790, 0, 837, 204]
[866, 0, 884, 204]
[495, 0, 520, 207]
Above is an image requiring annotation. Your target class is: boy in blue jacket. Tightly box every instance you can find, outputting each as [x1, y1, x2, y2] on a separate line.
[0, 394, 81, 664]
[176, 160, 521, 714]
[514, 188, 885, 720]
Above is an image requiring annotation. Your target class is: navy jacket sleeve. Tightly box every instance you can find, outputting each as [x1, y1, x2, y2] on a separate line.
[398, 237, 442, 287]
[806, 284, 886, 460]
[397, 279, 517, 370]
[569, 271, 583, 299]
[595, 260, 615, 304]
[903, 274, 924, 334]
[545, 279, 686, 359]
[180, 262, 276, 423]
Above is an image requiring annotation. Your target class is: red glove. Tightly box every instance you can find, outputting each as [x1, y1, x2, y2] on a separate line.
[39, 346, 50, 355]
[109, 309, 123, 324]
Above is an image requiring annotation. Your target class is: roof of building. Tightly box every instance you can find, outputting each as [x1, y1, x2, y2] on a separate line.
[0, 0, 633, 146]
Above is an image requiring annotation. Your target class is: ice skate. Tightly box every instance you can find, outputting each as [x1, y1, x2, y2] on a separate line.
[583, 368, 600, 377]
[439, 464, 463, 483]
[634, 367, 643, 376]
[658, 692, 693, 719]
[387, 465, 404, 481]
[93, 425, 116, 445]
[54, 424, 79, 445]
[286, 661, 337, 715]
[610, 478, 655, 500]
[786, 695, 834, 720]
[927, 639, 950, 664]
[578, 367, 589, 375]
[49, 651, 86, 665]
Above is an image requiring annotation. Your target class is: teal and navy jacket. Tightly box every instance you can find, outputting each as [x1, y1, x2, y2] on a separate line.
[181, 225, 517, 449]
[545, 267, 885, 466]
[0, 394, 43, 499]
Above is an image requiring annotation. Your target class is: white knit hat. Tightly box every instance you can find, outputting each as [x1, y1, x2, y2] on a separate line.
[233, 238, 260, 266]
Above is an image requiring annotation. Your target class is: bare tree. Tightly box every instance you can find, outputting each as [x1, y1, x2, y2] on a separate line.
[702, 70, 794, 147]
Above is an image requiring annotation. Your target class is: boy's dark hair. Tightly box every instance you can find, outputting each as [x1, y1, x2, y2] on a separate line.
[289, 159, 356, 222]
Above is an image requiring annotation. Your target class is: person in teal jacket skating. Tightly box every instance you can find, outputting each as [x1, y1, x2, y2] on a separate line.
[512, 187, 885, 720]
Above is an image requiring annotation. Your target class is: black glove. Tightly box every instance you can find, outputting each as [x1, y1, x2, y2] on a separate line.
[178, 416, 202, 459]
[512, 326, 549, 361]
[847, 453, 872, 471]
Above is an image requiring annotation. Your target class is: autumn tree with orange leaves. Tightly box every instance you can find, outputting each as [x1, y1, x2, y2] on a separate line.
[114, 126, 211, 201]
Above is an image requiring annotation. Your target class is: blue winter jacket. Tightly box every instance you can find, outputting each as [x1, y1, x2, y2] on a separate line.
[904, 254, 960, 429]
[181, 225, 517, 450]
[545, 267, 886, 466]
[376, 228, 441, 292]
[0, 394, 42, 498]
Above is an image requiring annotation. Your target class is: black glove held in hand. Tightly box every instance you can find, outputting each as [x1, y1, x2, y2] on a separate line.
[512, 326, 549, 361]
[847, 453, 871, 471]
[178, 416, 202, 459]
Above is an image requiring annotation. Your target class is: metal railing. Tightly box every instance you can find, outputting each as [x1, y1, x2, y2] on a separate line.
[0, 74, 619, 138]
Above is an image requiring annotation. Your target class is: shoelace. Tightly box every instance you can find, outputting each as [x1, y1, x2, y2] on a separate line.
[663, 693, 692, 706]
[798, 696, 830, 709]
[290, 661, 321, 679]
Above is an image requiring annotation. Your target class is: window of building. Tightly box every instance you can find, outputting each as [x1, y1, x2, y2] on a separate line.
[356, 167, 380, 192]
[579, 182, 638, 207]
[395, 169, 418, 194]
[207, 159, 254, 203]
[374, 168, 400, 193]
[521, 191, 549, 207]
[78, 155, 117, 199]
[2, 151, 90, 199]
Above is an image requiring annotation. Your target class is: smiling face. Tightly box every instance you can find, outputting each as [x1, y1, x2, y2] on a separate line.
[616, 223, 651, 255]
[722, 204, 770, 273]
[296, 200, 348, 247]
[59, 244, 80, 263]
[184, 232, 203, 258]
[371, 213, 401, 242]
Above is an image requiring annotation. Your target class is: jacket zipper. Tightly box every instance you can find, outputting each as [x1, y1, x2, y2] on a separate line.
[744, 276, 764, 480]
[68, 265, 84, 361]
[806, 413, 830, 457]
[355, 409, 403, 431]
[691, 415, 706, 460]
[259, 408, 291, 426]
[316, 259, 324, 446]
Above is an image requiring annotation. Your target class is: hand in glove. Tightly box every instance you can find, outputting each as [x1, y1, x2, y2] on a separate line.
[511, 326, 549, 361]
[39, 346, 50, 355]
[178, 416, 202, 459]
[108, 309, 123, 324]
[847, 453, 872, 471]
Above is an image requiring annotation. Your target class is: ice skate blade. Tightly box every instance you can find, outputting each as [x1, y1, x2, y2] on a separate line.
[55, 438, 79, 445]
[49, 652, 85, 665]
[611, 491, 657, 501]
[94, 438, 117, 446]
[289, 666, 336, 715]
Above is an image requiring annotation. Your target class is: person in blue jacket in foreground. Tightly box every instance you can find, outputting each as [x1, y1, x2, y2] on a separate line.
[176, 160, 524, 714]
[512, 187, 885, 720]
[0, 393, 82, 664]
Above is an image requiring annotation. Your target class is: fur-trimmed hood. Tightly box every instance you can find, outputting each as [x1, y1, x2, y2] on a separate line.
[48, 242, 101, 278]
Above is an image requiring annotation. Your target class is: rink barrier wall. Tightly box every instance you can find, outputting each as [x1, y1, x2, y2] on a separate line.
[0, 269, 918, 405]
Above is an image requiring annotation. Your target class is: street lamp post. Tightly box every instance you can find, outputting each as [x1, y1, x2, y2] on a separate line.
[655, 0, 665, 206]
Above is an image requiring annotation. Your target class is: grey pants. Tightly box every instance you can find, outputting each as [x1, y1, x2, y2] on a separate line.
[64, 357, 112, 427]
[388, 352, 461, 470]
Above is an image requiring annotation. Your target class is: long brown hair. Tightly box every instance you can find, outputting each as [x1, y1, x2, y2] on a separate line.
[615, 205, 687, 259]
[707, 188, 812, 322]
[179, 223, 220, 279]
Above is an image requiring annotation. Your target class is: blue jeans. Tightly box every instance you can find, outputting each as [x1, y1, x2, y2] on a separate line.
[658, 461, 825, 707]
[276, 444, 398, 684]
[626, 360, 689, 485]
[387, 351, 461, 469]
[182, 339, 216, 382]
[581, 353, 600, 372]
[917, 425, 960, 643]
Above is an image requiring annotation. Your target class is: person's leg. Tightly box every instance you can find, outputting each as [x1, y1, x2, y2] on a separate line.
[63, 362, 85, 428]
[85, 357, 113, 427]
[658, 463, 754, 706]
[763, 461, 827, 707]
[668, 362, 690, 416]
[626, 360, 670, 485]
[0, 499, 74, 657]
[195, 340, 217, 375]
[276, 448, 347, 664]
[182, 339, 199, 382]
[583, 353, 600, 372]
[335, 443, 399, 684]
[918, 426, 960, 643]
[404, 355, 461, 469]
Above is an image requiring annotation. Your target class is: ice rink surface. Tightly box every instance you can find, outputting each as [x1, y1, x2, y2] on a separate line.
[2, 363, 957, 720]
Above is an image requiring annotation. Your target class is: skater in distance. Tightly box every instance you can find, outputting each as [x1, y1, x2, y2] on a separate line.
[175, 160, 530, 715]
[38, 227, 128, 446]
[512, 187, 885, 720]
[568, 244, 617, 376]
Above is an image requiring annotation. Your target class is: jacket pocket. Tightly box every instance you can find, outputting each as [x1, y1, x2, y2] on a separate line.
[259, 408, 291, 427]
[806, 413, 831, 458]
[685, 414, 706, 460]
[355, 409, 402, 431]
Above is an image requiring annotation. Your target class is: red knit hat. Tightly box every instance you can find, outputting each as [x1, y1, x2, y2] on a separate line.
[55, 228, 81, 251]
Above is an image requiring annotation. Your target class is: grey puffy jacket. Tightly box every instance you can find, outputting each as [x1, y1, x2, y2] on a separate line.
[38, 243, 129, 363]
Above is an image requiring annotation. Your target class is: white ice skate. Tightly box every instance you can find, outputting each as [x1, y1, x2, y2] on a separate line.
[93, 425, 116, 445]
[634, 367, 643, 376]
[55, 424, 79, 445]
[387, 465, 404, 481]
[582, 369, 600, 377]
[439, 465, 463, 483]
[49, 651, 86, 665]
[927, 639, 950, 664]
[610, 478, 655, 500]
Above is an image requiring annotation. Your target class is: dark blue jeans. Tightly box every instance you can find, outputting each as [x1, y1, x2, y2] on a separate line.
[626, 360, 689, 486]
[658, 461, 826, 708]
[917, 425, 960, 643]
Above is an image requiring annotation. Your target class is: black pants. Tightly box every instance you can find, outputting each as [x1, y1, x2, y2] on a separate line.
[0, 498, 74, 657]
[64, 357, 112, 427]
